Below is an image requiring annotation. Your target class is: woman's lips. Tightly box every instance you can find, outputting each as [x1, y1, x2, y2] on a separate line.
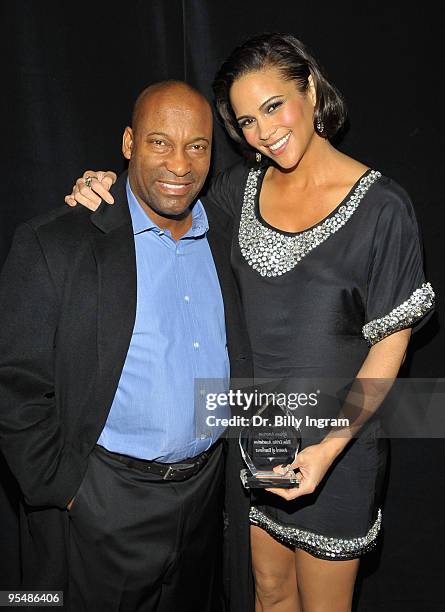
[266, 131, 292, 156]
[156, 181, 194, 195]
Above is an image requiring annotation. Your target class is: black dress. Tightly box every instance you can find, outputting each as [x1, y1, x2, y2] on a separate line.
[204, 163, 434, 565]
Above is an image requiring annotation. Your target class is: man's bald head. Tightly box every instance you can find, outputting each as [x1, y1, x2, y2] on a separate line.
[122, 80, 213, 226]
[131, 80, 212, 134]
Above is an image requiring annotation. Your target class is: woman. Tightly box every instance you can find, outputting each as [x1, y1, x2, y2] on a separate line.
[66, 33, 434, 612]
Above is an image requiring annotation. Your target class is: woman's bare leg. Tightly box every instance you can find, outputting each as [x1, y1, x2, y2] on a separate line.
[251, 525, 301, 612]
[295, 548, 359, 612]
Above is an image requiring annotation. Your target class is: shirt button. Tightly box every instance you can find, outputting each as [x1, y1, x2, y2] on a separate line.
[199, 389, 206, 396]
[200, 433, 208, 440]
[184, 295, 190, 302]
[193, 341, 200, 349]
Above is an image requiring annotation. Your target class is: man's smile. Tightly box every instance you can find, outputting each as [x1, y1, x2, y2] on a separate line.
[156, 180, 194, 195]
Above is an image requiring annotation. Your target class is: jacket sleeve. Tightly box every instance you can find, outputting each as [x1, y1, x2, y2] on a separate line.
[0, 222, 83, 508]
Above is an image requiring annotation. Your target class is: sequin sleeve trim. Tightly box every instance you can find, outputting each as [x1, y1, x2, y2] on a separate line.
[362, 282, 435, 347]
[249, 507, 382, 560]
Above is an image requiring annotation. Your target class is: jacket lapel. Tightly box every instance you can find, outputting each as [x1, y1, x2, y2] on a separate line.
[89, 172, 137, 414]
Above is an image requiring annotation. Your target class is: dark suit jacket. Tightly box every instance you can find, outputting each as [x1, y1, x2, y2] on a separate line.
[0, 172, 254, 609]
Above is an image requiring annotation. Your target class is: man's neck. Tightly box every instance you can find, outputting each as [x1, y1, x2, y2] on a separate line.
[137, 200, 193, 240]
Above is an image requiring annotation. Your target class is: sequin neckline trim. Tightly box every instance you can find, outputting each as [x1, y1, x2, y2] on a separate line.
[250, 506, 382, 560]
[239, 168, 382, 277]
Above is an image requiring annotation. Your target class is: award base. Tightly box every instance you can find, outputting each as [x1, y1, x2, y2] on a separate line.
[240, 469, 300, 489]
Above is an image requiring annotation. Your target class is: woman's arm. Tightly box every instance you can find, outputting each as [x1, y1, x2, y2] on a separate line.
[64, 161, 250, 217]
[268, 328, 411, 501]
[320, 327, 411, 456]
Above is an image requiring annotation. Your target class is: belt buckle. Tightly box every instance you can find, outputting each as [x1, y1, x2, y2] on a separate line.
[163, 462, 195, 481]
[163, 466, 177, 481]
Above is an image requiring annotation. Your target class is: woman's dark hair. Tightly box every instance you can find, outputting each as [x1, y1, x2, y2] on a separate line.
[212, 33, 347, 159]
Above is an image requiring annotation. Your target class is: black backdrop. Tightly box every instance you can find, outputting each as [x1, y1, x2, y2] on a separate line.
[1, 2, 444, 610]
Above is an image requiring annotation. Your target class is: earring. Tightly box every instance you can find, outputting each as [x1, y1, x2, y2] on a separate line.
[255, 152, 262, 163]
[316, 120, 324, 134]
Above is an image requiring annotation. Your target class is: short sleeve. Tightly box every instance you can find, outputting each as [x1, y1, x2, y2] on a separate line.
[362, 183, 435, 346]
[203, 161, 250, 218]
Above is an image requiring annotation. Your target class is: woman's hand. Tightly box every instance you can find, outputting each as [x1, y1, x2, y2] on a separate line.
[64, 170, 117, 210]
[265, 442, 338, 501]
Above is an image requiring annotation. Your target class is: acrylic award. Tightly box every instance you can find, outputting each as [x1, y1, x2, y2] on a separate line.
[239, 401, 301, 489]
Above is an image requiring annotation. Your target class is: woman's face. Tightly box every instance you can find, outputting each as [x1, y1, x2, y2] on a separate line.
[229, 67, 317, 169]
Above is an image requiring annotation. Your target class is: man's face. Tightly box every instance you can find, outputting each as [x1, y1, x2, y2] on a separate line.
[123, 88, 213, 218]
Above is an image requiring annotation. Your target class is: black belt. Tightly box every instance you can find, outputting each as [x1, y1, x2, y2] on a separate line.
[95, 440, 222, 482]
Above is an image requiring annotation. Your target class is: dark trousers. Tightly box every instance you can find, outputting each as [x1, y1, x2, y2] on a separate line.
[66, 443, 224, 612]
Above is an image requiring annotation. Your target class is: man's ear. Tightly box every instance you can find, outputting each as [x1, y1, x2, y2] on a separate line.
[122, 127, 134, 160]
[307, 74, 317, 107]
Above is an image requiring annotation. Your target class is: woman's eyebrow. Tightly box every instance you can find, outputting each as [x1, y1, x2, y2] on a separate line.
[236, 95, 284, 121]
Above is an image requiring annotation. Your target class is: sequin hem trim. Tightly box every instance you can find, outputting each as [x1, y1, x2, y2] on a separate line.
[362, 282, 435, 346]
[249, 507, 382, 560]
[239, 169, 381, 277]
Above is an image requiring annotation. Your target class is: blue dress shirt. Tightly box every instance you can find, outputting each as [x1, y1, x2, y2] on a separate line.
[97, 180, 230, 462]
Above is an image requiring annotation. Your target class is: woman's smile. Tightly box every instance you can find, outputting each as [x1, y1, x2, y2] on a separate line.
[265, 130, 292, 155]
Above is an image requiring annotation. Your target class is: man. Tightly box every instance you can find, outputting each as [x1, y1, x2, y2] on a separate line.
[0, 81, 252, 611]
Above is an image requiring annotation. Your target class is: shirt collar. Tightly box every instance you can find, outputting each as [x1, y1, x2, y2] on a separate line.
[126, 178, 208, 238]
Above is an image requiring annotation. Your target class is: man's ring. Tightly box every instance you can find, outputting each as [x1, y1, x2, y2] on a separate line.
[85, 176, 94, 188]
